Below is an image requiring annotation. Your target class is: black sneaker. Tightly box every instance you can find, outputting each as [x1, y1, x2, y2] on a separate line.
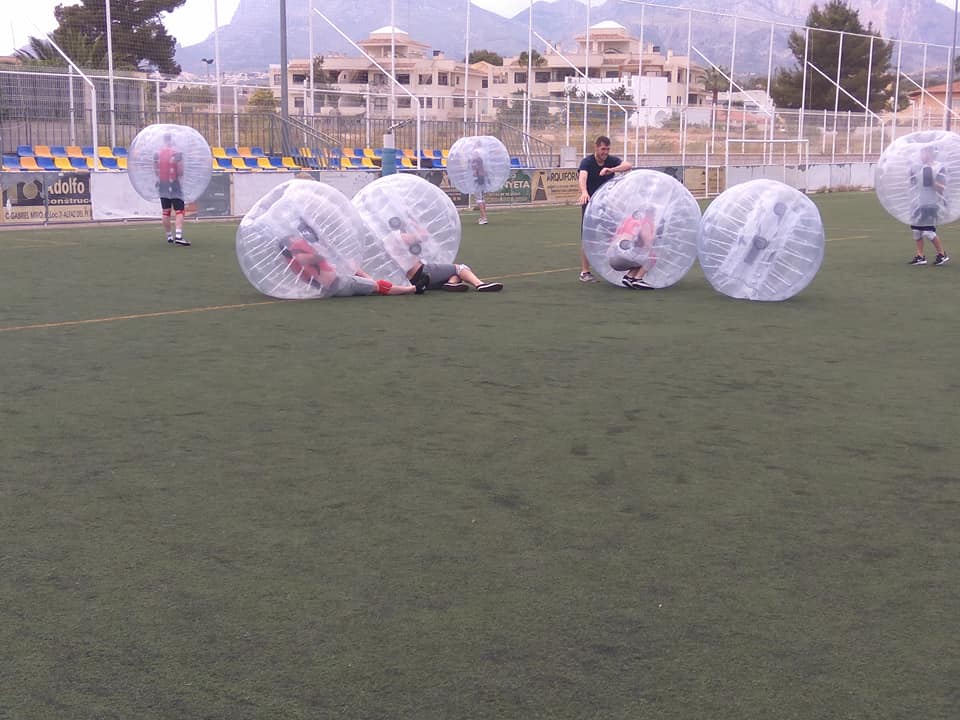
[628, 277, 654, 289]
[166, 235, 174, 244]
[621, 275, 633, 288]
[476, 282, 503, 292]
[909, 255, 927, 265]
[414, 273, 431, 294]
[442, 282, 469, 292]
[174, 237, 191, 246]
[934, 253, 950, 266]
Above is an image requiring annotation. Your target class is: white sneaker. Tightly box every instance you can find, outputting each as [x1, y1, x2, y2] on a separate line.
[478, 218, 488, 225]
[578, 271, 598, 283]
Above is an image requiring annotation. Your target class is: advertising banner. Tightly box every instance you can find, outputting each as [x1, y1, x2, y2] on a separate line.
[1, 172, 92, 223]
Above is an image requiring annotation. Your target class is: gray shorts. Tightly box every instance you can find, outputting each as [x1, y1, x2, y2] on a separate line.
[421, 263, 460, 289]
[328, 275, 378, 297]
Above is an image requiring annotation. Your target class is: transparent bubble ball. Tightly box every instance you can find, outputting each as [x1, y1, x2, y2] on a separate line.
[352, 173, 461, 277]
[582, 169, 701, 289]
[236, 179, 378, 300]
[127, 123, 212, 203]
[446, 135, 512, 195]
[698, 179, 825, 301]
[875, 130, 960, 227]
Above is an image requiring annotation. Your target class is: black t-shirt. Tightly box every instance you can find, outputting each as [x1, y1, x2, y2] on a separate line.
[579, 153, 623, 196]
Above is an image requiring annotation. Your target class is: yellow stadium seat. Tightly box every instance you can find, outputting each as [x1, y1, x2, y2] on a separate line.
[231, 158, 246, 170]
[281, 156, 300, 169]
[212, 146, 227, 159]
[54, 157, 73, 171]
[97, 146, 115, 158]
[402, 148, 416, 159]
[34, 145, 52, 157]
[363, 148, 378, 159]
[441, 148, 450, 158]
[19, 156, 42, 171]
[361, 157, 378, 169]
[299, 147, 314, 158]
[117, 156, 128, 170]
[66, 146, 85, 158]
[400, 156, 416, 168]
[257, 157, 274, 170]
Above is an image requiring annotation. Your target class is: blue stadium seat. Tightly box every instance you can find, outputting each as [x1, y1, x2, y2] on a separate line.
[225, 147, 240, 157]
[268, 156, 284, 168]
[81, 146, 96, 157]
[243, 157, 260, 169]
[112, 147, 128, 158]
[17, 145, 34, 157]
[250, 146, 266, 156]
[510, 156, 522, 168]
[98, 157, 118, 170]
[50, 146, 68, 157]
[2, 153, 19, 170]
[35, 156, 57, 169]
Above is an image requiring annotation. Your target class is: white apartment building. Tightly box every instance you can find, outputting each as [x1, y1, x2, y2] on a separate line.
[269, 21, 707, 120]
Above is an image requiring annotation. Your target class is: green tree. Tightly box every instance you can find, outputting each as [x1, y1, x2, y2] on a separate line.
[14, 28, 107, 68]
[248, 88, 278, 112]
[496, 90, 553, 126]
[702, 65, 730, 106]
[517, 49, 547, 68]
[469, 49, 503, 66]
[771, 0, 893, 112]
[22, 0, 186, 75]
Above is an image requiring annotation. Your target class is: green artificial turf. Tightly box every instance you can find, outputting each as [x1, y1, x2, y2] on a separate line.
[0, 193, 957, 719]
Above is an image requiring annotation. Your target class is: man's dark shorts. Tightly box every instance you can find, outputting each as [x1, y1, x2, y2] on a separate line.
[160, 197, 185, 211]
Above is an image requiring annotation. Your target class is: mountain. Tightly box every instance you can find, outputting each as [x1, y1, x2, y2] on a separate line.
[175, 0, 960, 75]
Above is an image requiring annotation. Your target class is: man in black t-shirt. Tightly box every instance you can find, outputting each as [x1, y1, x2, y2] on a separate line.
[577, 135, 632, 282]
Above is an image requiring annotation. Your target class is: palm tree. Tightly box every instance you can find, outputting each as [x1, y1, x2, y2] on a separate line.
[15, 29, 107, 70]
[702, 65, 731, 107]
[517, 50, 547, 68]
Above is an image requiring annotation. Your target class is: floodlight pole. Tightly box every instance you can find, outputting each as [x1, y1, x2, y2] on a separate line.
[280, 0, 289, 152]
[105, 0, 116, 148]
[946, 0, 958, 131]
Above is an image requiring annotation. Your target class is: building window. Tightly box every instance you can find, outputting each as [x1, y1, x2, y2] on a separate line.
[273, 74, 280, 84]
[293, 73, 306, 84]
[374, 98, 388, 112]
[605, 71, 619, 79]
[398, 97, 411, 108]
[493, 98, 506, 107]
[454, 97, 465, 107]
[481, 78, 488, 88]
[355, 71, 368, 84]
[688, 94, 699, 105]
[535, 71, 550, 83]
[438, 72, 449, 86]
[294, 97, 304, 109]
[514, 72, 527, 84]
[425, 97, 433, 108]
[438, 97, 445, 109]
[666, 96, 671, 105]
[418, 74, 433, 85]
[397, 73, 410, 85]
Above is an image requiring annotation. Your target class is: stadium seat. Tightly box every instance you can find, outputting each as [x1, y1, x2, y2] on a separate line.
[402, 148, 416, 159]
[243, 157, 261, 170]
[34, 145, 53, 158]
[281, 156, 300, 169]
[50, 146, 68, 157]
[116, 156, 128, 170]
[36, 156, 56, 170]
[430, 149, 443, 160]
[257, 157, 274, 170]
[510, 157, 522, 168]
[435, 156, 448, 168]
[215, 157, 233, 170]
[112, 147, 128, 158]
[97, 146, 115, 158]
[66, 146, 85, 158]
[400, 156, 416, 169]
[340, 147, 357, 159]
[19, 156, 42, 171]
[268, 156, 284, 168]
[250, 146, 266, 157]
[440, 148, 450, 158]
[2, 154, 19, 170]
[360, 157, 378, 169]
[363, 148, 378, 159]
[81, 146, 96, 157]
[238, 146, 253, 157]
[231, 158, 247, 170]
[17, 145, 35, 157]
[212, 146, 228, 159]
[339, 156, 353, 169]
[225, 147, 240, 157]
[98, 157, 117, 170]
[54, 157, 73, 171]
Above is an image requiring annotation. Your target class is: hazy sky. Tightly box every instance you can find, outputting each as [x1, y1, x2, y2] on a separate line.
[3, 0, 957, 57]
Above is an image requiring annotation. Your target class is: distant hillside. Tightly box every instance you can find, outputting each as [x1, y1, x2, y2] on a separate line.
[175, 0, 959, 75]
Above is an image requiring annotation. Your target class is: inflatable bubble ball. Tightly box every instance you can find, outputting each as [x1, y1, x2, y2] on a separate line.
[582, 169, 701, 289]
[351, 173, 461, 278]
[446, 135, 512, 196]
[127, 123, 212, 203]
[236, 179, 382, 300]
[875, 130, 960, 227]
[698, 179, 825, 301]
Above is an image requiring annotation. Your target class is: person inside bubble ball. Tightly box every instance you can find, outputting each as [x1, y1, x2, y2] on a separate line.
[471, 151, 489, 226]
[279, 225, 429, 297]
[385, 215, 503, 293]
[908, 145, 950, 266]
[578, 135, 633, 282]
[606, 208, 658, 289]
[154, 131, 190, 246]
